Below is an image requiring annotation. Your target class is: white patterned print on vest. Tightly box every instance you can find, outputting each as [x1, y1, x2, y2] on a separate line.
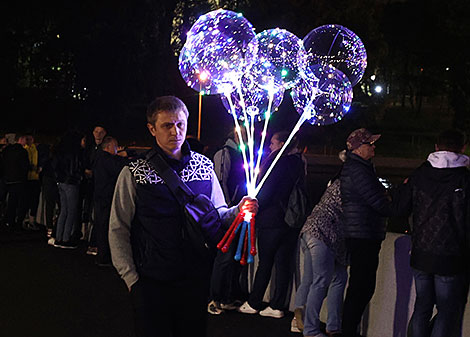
[129, 151, 214, 185]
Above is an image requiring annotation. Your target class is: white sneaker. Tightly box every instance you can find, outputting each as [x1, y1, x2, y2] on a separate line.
[259, 306, 284, 318]
[237, 301, 258, 314]
[291, 317, 301, 333]
[207, 301, 223, 315]
[47, 238, 55, 246]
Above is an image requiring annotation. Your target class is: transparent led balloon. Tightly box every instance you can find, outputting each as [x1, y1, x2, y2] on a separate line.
[291, 73, 320, 120]
[245, 28, 307, 90]
[220, 72, 285, 121]
[303, 64, 353, 126]
[178, 9, 257, 94]
[303, 24, 367, 86]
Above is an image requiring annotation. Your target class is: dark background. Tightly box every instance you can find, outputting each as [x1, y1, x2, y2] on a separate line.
[1, 0, 469, 156]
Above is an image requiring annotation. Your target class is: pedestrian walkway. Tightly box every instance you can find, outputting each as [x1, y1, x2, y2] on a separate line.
[0, 231, 295, 337]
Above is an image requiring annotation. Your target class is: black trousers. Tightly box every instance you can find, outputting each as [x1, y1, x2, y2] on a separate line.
[25, 180, 41, 218]
[210, 238, 246, 303]
[131, 275, 209, 337]
[248, 226, 299, 310]
[94, 200, 111, 264]
[342, 238, 382, 337]
[5, 182, 27, 228]
[42, 176, 59, 230]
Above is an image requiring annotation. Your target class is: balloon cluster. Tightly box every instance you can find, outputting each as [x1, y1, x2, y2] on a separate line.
[179, 9, 367, 263]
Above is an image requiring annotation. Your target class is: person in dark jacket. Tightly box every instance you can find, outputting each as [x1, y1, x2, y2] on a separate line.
[208, 130, 248, 315]
[238, 131, 305, 319]
[108, 96, 258, 337]
[340, 128, 395, 337]
[399, 129, 470, 337]
[37, 142, 59, 238]
[52, 131, 83, 249]
[1, 133, 30, 231]
[93, 136, 128, 266]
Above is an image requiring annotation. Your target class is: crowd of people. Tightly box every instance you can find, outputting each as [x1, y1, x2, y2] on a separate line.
[0, 126, 130, 266]
[2, 95, 469, 337]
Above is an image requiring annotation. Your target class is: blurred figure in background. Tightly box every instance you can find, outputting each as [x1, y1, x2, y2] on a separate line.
[208, 130, 248, 314]
[2, 133, 29, 232]
[93, 136, 128, 266]
[238, 131, 305, 319]
[52, 131, 83, 249]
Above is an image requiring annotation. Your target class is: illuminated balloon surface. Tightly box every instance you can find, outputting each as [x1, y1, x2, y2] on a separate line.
[245, 28, 307, 90]
[179, 9, 256, 94]
[292, 64, 353, 126]
[303, 24, 367, 86]
[221, 71, 285, 121]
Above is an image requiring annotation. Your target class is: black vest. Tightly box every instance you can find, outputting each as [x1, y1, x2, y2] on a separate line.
[129, 150, 214, 281]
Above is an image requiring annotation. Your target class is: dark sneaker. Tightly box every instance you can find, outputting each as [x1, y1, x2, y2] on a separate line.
[53, 240, 64, 248]
[59, 241, 78, 249]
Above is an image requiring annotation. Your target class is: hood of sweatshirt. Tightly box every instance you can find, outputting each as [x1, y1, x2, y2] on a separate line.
[427, 151, 470, 169]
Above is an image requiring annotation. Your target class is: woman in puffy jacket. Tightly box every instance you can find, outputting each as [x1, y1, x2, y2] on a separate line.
[51, 131, 83, 249]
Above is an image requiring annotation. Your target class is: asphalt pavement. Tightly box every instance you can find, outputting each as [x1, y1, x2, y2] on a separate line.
[1, 229, 296, 337]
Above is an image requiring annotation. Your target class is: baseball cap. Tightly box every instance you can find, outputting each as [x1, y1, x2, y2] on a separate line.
[346, 128, 381, 151]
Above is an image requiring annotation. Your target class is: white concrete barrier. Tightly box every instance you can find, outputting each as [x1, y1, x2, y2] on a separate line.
[277, 233, 470, 336]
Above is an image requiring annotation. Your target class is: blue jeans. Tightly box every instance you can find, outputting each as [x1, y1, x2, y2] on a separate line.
[56, 183, 80, 242]
[409, 269, 466, 337]
[295, 233, 348, 336]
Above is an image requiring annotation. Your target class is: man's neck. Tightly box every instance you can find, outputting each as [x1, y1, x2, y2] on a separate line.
[165, 149, 182, 161]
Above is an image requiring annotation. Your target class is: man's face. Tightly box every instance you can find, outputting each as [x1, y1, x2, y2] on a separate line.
[93, 127, 106, 144]
[147, 110, 187, 158]
[26, 135, 34, 146]
[104, 140, 118, 155]
[18, 136, 26, 146]
[354, 141, 376, 160]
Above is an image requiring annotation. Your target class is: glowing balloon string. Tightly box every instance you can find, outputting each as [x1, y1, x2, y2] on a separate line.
[253, 91, 274, 184]
[253, 106, 311, 197]
[224, 90, 253, 196]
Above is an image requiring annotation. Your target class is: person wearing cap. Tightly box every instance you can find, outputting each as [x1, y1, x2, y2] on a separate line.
[340, 128, 395, 337]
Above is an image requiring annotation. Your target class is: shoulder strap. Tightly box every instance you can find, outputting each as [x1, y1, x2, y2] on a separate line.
[145, 149, 195, 206]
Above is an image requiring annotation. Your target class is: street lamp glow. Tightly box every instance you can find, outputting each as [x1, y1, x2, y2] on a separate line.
[374, 85, 383, 93]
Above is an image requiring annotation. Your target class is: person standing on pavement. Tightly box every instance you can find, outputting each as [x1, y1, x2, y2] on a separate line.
[93, 136, 128, 266]
[399, 129, 470, 337]
[52, 131, 83, 249]
[208, 130, 248, 315]
[238, 131, 304, 319]
[109, 95, 258, 337]
[1, 133, 29, 232]
[340, 128, 395, 337]
[82, 125, 107, 253]
[23, 134, 41, 230]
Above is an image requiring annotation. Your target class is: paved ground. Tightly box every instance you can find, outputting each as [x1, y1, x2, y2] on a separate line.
[1, 230, 297, 337]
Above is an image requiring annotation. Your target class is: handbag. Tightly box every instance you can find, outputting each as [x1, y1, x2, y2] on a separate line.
[145, 150, 223, 256]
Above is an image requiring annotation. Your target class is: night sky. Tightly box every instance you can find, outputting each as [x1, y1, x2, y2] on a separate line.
[2, 0, 469, 150]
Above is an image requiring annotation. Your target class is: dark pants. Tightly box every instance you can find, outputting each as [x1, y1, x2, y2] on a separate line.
[210, 239, 246, 303]
[94, 200, 111, 264]
[25, 180, 41, 218]
[131, 275, 208, 337]
[409, 269, 467, 337]
[248, 227, 299, 310]
[42, 176, 59, 230]
[342, 238, 382, 337]
[5, 182, 27, 229]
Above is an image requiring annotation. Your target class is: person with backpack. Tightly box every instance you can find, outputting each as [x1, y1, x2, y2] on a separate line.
[238, 130, 306, 318]
[208, 131, 248, 314]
